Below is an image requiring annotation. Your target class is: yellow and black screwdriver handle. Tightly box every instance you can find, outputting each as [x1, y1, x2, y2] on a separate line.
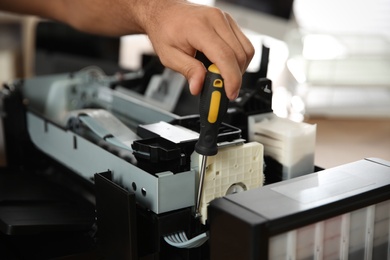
[195, 64, 229, 156]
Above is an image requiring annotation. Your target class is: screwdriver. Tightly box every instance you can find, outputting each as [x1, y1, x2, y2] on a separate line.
[194, 64, 229, 218]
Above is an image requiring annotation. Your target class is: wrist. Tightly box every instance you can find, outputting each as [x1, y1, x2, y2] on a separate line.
[137, 0, 188, 35]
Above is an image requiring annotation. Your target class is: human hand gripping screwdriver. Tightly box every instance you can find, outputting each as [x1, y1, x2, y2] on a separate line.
[194, 64, 229, 218]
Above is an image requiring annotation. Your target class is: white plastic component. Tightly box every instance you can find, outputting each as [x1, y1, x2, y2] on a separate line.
[0, 50, 16, 83]
[144, 68, 186, 112]
[119, 35, 155, 71]
[248, 113, 316, 180]
[192, 142, 264, 224]
[188, 0, 215, 6]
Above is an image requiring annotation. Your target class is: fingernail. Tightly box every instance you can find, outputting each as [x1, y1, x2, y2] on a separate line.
[231, 90, 239, 100]
[188, 79, 196, 95]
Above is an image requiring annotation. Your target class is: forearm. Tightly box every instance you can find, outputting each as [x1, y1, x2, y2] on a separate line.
[59, 0, 147, 36]
[0, 0, 64, 19]
[0, 0, 167, 37]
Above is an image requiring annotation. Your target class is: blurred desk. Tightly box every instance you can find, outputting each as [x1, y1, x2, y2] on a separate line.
[305, 117, 390, 169]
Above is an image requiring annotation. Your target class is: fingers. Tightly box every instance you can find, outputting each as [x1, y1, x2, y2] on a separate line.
[155, 46, 207, 96]
[205, 10, 254, 75]
[225, 13, 255, 73]
[179, 55, 208, 96]
[148, 4, 254, 100]
[195, 9, 254, 99]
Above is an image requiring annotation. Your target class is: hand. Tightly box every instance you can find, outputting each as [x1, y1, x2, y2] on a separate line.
[0, 0, 254, 99]
[141, 1, 255, 100]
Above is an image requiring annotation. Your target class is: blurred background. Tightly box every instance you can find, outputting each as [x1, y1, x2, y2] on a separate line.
[0, 0, 389, 168]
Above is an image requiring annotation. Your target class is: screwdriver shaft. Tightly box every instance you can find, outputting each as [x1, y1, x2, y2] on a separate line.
[195, 155, 208, 217]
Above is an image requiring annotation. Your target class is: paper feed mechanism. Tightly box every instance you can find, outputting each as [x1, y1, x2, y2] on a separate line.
[0, 59, 390, 259]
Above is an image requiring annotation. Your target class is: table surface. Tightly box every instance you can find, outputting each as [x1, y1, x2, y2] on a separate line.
[305, 117, 390, 169]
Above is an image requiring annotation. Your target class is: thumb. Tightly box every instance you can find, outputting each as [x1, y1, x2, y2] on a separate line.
[187, 62, 207, 96]
[158, 49, 207, 96]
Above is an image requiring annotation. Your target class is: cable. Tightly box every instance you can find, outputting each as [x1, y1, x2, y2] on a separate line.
[66, 109, 139, 152]
[163, 231, 209, 249]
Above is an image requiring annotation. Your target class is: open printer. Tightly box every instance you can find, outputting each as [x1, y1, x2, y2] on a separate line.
[0, 31, 390, 259]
